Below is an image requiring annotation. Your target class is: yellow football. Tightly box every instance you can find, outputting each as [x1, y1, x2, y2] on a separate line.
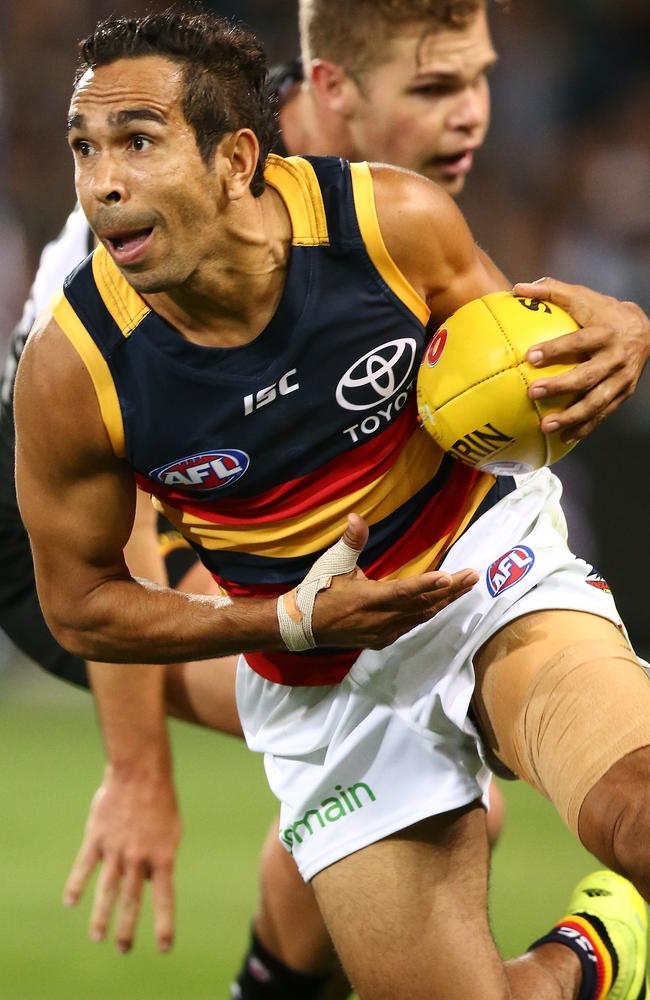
[416, 291, 580, 474]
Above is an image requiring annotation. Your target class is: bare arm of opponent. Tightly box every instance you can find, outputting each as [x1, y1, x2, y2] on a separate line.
[63, 491, 179, 954]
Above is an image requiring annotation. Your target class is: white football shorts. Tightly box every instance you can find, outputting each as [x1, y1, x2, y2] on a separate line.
[236, 468, 626, 881]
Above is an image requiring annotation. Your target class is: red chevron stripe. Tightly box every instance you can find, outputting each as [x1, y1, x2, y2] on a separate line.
[137, 404, 418, 525]
[365, 463, 483, 578]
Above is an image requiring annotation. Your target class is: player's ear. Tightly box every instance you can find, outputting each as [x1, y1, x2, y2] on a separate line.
[309, 58, 359, 117]
[218, 129, 260, 200]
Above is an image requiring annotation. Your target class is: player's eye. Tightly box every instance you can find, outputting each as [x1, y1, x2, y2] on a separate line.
[412, 82, 461, 99]
[72, 140, 93, 157]
[130, 135, 152, 152]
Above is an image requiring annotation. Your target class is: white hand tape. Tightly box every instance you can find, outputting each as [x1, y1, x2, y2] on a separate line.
[277, 535, 361, 651]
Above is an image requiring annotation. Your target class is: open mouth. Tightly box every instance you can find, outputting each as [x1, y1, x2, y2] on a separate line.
[434, 149, 476, 175]
[103, 227, 154, 265]
[107, 228, 152, 251]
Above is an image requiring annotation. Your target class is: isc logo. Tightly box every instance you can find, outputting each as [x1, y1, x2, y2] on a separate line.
[486, 545, 535, 597]
[244, 369, 299, 416]
[150, 449, 249, 492]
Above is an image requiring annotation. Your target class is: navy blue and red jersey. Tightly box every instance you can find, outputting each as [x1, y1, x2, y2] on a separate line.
[53, 155, 495, 685]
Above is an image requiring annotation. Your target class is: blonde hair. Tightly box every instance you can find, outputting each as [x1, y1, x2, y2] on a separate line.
[299, 0, 485, 77]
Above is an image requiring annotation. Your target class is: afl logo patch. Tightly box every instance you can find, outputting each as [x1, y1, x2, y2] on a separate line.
[425, 327, 448, 367]
[486, 545, 535, 598]
[150, 449, 249, 492]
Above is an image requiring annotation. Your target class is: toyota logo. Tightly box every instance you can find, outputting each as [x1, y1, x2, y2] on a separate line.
[336, 339, 418, 411]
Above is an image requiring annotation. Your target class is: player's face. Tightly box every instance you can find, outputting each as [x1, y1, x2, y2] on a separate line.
[68, 56, 225, 292]
[346, 10, 496, 194]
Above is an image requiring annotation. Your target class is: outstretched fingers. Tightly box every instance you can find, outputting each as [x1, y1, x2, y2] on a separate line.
[356, 568, 479, 647]
[384, 568, 479, 612]
[63, 838, 101, 908]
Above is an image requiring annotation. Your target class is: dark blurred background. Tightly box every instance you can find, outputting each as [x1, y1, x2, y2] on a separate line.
[0, 0, 648, 652]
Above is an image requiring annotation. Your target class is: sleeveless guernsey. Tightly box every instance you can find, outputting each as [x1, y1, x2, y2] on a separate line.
[52, 155, 496, 685]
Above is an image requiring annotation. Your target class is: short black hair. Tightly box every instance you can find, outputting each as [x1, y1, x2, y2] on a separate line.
[76, 8, 278, 196]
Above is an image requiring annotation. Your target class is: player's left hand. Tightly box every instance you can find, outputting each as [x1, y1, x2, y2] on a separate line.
[63, 764, 181, 954]
[513, 277, 650, 441]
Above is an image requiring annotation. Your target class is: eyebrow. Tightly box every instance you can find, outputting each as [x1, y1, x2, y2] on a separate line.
[67, 108, 167, 132]
[411, 55, 499, 85]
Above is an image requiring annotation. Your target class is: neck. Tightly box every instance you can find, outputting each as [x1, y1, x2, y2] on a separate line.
[281, 83, 354, 159]
[143, 186, 292, 348]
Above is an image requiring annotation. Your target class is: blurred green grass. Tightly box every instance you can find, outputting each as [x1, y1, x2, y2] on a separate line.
[0, 660, 608, 998]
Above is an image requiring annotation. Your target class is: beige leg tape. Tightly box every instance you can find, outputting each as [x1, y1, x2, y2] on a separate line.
[475, 625, 650, 836]
[277, 536, 361, 651]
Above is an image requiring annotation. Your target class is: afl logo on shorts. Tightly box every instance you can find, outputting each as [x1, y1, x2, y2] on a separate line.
[150, 449, 249, 492]
[486, 545, 535, 598]
[425, 327, 448, 367]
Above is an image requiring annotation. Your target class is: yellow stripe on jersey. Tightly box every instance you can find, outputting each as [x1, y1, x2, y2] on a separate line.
[154, 428, 444, 556]
[349, 162, 430, 327]
[92, 246, 151, 338]
[52, 290, 125, 457]
[264, 155, 329, 246]
[384, 472, 494, 579]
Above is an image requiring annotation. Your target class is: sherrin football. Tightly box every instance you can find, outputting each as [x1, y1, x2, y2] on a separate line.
[416, 291, 580, 475]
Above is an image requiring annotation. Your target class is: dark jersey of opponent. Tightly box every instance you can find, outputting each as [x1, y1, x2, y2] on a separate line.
[268, 57, 303, 158]
[53, 154, 496, 686]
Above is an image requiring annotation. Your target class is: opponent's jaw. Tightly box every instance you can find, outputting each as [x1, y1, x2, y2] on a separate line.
[427, 145, 480, 188]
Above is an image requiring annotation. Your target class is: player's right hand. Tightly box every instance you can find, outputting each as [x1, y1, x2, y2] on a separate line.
[311, 514, 478, 649]
[63, 764, 181, 954]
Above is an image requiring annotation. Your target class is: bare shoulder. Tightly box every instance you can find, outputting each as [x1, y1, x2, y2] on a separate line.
[369, 166, 474, 275]
[367, 164, 505, 319]
[368, 163, 465, 236]
[15, 309, 114, 466]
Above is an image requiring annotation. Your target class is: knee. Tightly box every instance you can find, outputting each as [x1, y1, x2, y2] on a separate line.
[579, 749, 650, 902]
[612, 793, 650, 901]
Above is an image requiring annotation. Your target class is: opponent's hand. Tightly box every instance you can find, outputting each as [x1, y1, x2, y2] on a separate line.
[513, 277, 650, 441]
[63, 765, 181, 954]
[311, 514, 478, 649]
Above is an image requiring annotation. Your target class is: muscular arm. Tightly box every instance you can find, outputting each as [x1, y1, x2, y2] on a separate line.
[368, 165, 509, 320]
[16, 314, 468, 663]
[14, 319, 278, 662]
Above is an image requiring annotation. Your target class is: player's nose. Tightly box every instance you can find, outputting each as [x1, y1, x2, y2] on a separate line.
[446, 83, 488, 134]
[90, 154, 129, 205]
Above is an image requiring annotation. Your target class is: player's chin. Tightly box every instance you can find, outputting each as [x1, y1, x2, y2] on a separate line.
[125, 265, 175, 294]
[427, 169, 468, 196]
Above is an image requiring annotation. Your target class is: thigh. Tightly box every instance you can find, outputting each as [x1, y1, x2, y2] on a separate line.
[472, 609, 650, 834]
[164, 656, 241, 735]
[312, 803, 509, 1000]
